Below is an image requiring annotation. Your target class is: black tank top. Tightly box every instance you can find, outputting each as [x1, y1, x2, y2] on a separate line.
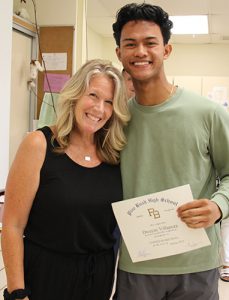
[24, 126, 123, 253]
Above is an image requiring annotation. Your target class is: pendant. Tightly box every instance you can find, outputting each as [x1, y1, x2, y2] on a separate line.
[84, 156, 91, 161]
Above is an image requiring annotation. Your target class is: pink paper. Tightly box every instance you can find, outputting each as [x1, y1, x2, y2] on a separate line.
[43, 73, 70, 93]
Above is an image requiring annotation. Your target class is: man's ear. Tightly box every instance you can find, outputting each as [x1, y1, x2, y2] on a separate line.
[164, 44, 172, 60]
[116, 47, 122, 61]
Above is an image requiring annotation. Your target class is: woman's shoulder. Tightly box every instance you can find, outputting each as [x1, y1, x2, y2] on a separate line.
[21, 129, 48, 155]
[10, 129, 48, 173]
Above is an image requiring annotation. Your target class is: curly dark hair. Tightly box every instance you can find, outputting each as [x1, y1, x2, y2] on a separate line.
[112, 3, 173, 46]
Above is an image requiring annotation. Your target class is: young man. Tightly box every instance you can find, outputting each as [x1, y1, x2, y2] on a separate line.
[112, 3, 229, 300]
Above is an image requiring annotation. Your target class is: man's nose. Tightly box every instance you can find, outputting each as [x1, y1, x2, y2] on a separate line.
[134, 44, 147, 57]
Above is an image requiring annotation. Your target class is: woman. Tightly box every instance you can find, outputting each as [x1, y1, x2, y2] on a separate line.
[2, 59, 130, 300]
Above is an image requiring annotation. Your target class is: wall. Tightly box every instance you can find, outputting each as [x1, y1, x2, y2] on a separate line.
[86, 32, 229, 106]
[165, 44, 229, 76]
[0, 0, 13, 190]
[87, 27, 104, 60]
[13, 2, 229, 76]
[13, 0, 77, 26]
[13, 0, 35, 22]
[102, 37, 122, 69]
[33, 0, 86, 71]
[87, 32, 122, 68]
[36, 0, 76, 26]
[87, 33, 229, 77]
[10, 30, 33, 166]
[36, 0, 88, 71]
[75, 0, 87, 69]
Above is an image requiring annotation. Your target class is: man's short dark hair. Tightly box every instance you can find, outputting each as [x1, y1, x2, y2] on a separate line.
[112, 3, 173, 46]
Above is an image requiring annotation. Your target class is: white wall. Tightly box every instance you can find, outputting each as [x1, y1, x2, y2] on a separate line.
[87, 35, 229, 77]
[13, 0, 77, 26]
[165, 44, 229, 76]
[10, 31, 33, 166]
[87, 32, 122, 67]
[75, 0, 87, 69]
[103, 37, 121, 67]
[13, 0, 35, 22]
[36, 0, 76, 26]
[0, 0, 13, 190]
[87, 27, 104, 60]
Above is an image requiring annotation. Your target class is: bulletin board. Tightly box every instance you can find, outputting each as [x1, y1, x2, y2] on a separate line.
[37, 26, 74, 117]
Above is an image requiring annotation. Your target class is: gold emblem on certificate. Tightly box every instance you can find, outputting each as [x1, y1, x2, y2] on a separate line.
[112, 185, 211, 263]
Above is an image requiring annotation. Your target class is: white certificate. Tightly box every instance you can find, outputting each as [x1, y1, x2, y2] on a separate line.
[112, 185, 211, 263]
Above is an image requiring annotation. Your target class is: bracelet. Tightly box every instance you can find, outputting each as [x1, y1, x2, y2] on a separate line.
[3, 288, 31, 300]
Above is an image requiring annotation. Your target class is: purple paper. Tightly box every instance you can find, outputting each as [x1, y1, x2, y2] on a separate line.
[43, 73, 70, 93]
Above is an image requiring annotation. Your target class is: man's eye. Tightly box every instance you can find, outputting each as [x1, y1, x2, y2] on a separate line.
[147, 42, 157, 46]
[125, 43, 135, 47]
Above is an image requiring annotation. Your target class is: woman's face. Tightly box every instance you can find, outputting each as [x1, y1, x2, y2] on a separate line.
[74, 74, 114, 135]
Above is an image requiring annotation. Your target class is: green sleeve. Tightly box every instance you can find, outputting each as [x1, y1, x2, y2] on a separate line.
[210, 105, 229, 219]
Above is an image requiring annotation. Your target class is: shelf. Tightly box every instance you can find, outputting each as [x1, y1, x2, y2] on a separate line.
[13, 14, 36, 35]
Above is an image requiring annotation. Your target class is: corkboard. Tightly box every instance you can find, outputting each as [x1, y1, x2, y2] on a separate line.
[37, 26, 74, 117]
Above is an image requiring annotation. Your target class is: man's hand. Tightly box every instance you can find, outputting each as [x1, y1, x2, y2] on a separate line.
[177, 199, 222, 228]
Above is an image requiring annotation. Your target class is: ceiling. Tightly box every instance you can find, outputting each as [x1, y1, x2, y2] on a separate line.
[86, 0, 229, 44]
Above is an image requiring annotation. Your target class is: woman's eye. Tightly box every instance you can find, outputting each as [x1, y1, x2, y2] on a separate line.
[105, 100, 113, 105]
[89, 93, 97, 98]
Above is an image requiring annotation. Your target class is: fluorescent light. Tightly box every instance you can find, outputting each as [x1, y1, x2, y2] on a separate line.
[170, 15, 209, 34]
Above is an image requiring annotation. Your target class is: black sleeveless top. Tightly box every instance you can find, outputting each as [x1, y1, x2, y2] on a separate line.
[24, 126, 123, 254]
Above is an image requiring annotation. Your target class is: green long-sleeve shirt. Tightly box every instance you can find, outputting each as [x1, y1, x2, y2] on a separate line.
[120, 87, 229, 274]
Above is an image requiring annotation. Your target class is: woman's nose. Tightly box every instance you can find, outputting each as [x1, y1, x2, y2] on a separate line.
[95, 99, 104, 112]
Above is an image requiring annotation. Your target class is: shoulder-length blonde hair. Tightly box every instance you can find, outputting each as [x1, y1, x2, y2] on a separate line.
[54, 59, 130, 164]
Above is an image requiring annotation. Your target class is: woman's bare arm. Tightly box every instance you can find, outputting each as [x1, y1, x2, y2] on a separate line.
[1, 131, 46, 292]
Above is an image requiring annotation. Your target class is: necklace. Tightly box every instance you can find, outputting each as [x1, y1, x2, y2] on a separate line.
[84, 155, 91, 161]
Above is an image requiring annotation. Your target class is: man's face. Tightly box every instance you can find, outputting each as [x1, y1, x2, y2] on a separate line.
[116, 20, 171, 83]
[123, 70, 135, 99]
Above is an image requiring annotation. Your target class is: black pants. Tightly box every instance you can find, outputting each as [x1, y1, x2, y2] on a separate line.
[24, 239, 114, 300]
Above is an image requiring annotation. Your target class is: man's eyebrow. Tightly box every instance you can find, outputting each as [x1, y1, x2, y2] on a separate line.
[121, 38, 136, 42]
[122, 36, 158, 42]
[145, 36, 158, 40]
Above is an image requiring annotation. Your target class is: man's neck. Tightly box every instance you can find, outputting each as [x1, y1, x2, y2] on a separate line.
[133, 79, 174, 106]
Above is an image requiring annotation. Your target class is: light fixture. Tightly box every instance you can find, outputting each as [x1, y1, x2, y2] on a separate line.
[170, 15, 209, 35]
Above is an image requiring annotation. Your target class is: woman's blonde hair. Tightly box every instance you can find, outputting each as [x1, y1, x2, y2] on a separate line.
[54, 59, 130, 164]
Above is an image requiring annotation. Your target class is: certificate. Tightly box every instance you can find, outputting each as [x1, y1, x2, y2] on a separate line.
[112, 185, 211, 263]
